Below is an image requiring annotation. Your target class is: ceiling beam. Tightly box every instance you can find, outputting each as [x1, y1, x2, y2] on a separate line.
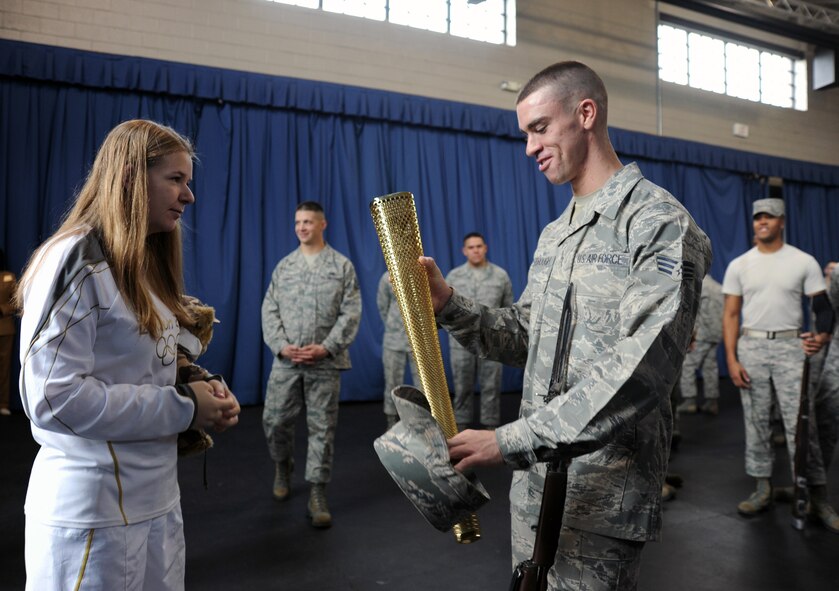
[659, 0, 839, 48]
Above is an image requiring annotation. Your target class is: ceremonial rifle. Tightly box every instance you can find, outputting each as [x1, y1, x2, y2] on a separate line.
[509, 283, 574, 591]
[791, 355, 810, 530]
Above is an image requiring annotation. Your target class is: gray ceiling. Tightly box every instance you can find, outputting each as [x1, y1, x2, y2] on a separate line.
[665, 0, 839, 46]
[719, 0, 839, 34]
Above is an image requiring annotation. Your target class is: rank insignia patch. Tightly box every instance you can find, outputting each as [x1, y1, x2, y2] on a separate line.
[656, 255, 695, 281]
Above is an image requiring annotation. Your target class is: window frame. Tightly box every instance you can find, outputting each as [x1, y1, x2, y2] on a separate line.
[266, 0, 517, 46]
[657, 14, 807, 111]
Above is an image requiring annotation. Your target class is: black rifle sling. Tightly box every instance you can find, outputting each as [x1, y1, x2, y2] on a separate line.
[792, 355, 811, 530]
[509, 282, 574, 591]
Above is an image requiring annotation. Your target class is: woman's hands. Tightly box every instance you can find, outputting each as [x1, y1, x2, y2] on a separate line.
[189, 379, 241, 432]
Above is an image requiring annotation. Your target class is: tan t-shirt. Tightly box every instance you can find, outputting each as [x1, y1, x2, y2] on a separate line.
[722, 244, 825, 331]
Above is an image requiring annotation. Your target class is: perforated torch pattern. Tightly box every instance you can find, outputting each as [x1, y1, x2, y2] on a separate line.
[370, 192, 482, 544]
[370, 192, 457, 439]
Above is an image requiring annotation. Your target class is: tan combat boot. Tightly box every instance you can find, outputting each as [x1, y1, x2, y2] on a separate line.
[809, 485, 839, 534]
[272, 462, 291, 502]
[307, 484, 332, 528]
[701, 399, 719, 415]
[737, 478, 772, 516]
[676, 398, 698, 414]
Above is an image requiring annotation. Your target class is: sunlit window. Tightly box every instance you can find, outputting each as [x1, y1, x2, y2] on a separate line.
[658, 25, 687, 85]
[389, 0, 447, 34]
[761, 52, 794, 108]
[688, 32, 725, 94]
[276, 0, 319, 7]
[450, 0, 508, 45]
[657, 23, 807, 111]
[267, 0, 516, 46]
[323, 0, 386, 20]
[726, 43, 760, 101]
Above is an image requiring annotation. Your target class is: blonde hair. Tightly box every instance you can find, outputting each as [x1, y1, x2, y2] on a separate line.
[16, 119, 195, 338]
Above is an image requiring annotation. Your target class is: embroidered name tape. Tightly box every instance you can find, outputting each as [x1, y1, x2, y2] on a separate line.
[575, 252, 629, 266]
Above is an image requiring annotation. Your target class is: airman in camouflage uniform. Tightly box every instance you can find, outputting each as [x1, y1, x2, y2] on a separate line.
[261, 201, 361, 528]
[426, 62, 711, 591]
[806, 262, 839, 532]
[722, 198, 835, 524]
[446, 233, 514, 429]
[678, 274, 724, 415]
[378, 271, 421, 428]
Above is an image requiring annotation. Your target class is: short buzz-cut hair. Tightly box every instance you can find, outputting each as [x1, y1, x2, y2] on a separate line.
[296, 201, 324, 214]
[516, 61, 609, 126]
[463, 232, 485, 244]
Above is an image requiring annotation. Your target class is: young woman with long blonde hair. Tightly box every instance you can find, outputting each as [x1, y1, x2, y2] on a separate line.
[16, 119, 240, 590]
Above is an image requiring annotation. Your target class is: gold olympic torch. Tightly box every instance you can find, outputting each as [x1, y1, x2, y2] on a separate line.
[370, 192, 481, 544]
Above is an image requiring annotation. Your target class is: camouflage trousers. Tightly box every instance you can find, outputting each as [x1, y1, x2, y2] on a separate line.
[263, 368, 340, 484]
[737, 337, 805, 479]
[679, 340, 720, 400]
[512, 507, 643, 591]
[671, 372, 681, 442]
[382, 347, 420, 417]
[808, 342, 839, 485]
[450, 344, 502, 426]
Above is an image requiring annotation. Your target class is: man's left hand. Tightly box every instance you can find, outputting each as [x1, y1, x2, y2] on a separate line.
[447, 429, 504, 473]
[296, 344, 329, 364]
[801, 331, 828, 356]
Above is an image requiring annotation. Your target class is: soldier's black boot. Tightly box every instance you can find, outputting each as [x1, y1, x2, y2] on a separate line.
[307, 484, 332, 529]
[737, 478, 772, 516]
[773, 486, 794, 503]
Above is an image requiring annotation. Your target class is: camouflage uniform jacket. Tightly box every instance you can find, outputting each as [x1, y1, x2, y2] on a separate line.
[446, 262, 514, 309]
[821, 269, 839, 398]
[377, 271, 411, 352]
[262, 244, 361, 370]
[438, 163, 711, 541]
[693, 275, 724, 343]
[446, 262, 513, 352]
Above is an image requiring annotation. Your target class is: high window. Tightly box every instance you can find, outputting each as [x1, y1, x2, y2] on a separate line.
[267, 0, 516, 46]
[657, 22, 807, 111]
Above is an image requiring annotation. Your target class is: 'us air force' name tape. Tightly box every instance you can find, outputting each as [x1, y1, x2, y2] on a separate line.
[541, 252, 694, 281]
[656, 254, 695, 281]
[575, 252, 629, 267]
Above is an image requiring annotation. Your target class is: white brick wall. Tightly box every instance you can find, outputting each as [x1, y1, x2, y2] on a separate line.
[1, 0, 838, 166]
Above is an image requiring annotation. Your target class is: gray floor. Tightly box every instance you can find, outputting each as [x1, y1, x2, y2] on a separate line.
[1, 381, 837, 590]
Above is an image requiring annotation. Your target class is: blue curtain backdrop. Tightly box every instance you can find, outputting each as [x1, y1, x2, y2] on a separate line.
[2, 40, 839, 405]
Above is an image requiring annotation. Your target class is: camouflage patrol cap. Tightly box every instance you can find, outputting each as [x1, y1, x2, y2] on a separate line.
[753, 198, 785, 218]
[374, 386, 490, 532]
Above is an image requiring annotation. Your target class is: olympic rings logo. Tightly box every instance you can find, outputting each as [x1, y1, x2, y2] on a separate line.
[156, 334, 177, 366]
